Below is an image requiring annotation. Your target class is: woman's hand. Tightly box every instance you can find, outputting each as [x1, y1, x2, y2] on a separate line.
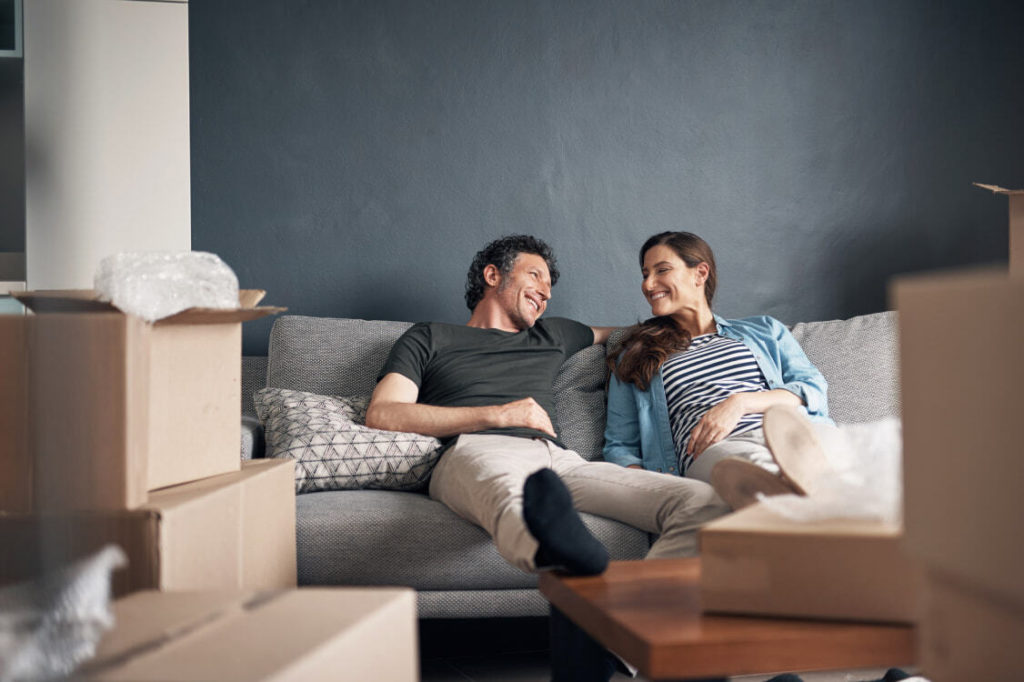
[688, 394, 748, 458]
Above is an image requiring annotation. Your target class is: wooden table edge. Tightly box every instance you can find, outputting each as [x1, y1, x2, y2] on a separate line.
[538, 559, 916, 680]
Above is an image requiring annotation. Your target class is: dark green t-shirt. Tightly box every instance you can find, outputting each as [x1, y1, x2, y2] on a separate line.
[379, 317, 594, 445]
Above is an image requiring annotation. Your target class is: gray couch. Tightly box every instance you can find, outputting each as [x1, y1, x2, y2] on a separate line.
[241, 311, 900, 619]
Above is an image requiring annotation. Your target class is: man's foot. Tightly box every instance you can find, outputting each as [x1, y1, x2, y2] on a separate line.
[523, 468, 609, 576]
[709, 458, 798, 510]
[762, 405, 829, 497]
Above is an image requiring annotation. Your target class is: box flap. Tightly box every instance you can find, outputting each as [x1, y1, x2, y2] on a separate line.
[12, 289, 286, 323]
[79, 591, 260, 675]
[974, 182, 1024, 195]
[155, 306, 286, 326]
[238, 289, 266, 307]
[13, 290, 119, 313]
[701, 502, 902, 538]
[81, 589, 415, 681]
[146, 459, 291, 511]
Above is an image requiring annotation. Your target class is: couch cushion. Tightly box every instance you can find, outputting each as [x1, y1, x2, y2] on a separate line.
[255, 387, 442, 493]
[296, 490, 649, 591]
[553, 344, 608, 461]
[791, 311, 900, 424]
[268, 316, 413, 397]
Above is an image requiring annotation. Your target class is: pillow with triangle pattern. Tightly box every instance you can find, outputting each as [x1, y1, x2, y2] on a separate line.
[254, 387, 442, 494]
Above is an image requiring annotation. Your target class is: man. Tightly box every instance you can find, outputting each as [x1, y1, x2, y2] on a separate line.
[366, 235, 729, 576]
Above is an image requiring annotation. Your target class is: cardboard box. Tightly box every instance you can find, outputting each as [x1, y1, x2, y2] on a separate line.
[0, 459, 297, 596]
[893, 269, 1024, 607]
[73, 588, 418, 681]
[919, 569, 1024, 682]
[0, 314, 30, 513]
[699, 502, 923, 623]
[974, 182, 1024, 276]
[3, 289, 284, 512]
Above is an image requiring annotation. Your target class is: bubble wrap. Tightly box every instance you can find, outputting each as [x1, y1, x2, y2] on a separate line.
[94, 252, 240, 322]
[0, 546, 126, 682]
[757, 418, 903, 524]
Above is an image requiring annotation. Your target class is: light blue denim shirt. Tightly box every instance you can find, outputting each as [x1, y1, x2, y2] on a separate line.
[603, 314, 833, 473]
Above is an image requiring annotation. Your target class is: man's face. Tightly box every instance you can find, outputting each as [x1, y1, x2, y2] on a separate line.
[494, 253, 551, 330]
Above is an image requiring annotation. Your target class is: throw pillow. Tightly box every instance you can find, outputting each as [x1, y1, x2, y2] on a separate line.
[253, 387, 442, 493]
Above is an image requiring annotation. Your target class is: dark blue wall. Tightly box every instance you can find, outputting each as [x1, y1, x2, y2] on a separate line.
[0, 57, 23, 258]
[190, 0, 1024, 356]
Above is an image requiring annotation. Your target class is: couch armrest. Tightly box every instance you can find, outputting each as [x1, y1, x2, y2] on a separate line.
[241, 415, 266, 460]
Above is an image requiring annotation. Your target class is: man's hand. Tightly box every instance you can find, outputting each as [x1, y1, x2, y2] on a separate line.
[688, 394, 746, 458]
[495, 397, 556, 438]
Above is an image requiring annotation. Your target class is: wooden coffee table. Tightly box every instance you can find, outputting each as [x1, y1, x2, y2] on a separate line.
[539, 558, 915, 681]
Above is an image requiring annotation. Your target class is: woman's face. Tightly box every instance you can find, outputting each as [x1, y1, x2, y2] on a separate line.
[640, 244, 708, 317]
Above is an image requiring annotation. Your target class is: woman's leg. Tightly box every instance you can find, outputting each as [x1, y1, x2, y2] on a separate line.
[685, 429, 797, 510]
[683, 429, 777, 483]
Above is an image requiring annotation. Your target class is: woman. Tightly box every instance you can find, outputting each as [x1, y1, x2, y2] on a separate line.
[603, 231, 834, 509]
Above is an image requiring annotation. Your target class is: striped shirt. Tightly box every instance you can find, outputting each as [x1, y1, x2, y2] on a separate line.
[661, 333, 769, 473]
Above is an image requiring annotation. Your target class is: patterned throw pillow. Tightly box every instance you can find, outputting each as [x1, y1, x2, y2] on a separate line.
[253, 387, 442, 494]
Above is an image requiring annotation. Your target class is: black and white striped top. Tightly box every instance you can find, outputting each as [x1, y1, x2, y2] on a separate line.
[661, 333, 769, 473]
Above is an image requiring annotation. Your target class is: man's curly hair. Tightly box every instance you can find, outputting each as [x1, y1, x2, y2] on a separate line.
[464, 235, 560, 311]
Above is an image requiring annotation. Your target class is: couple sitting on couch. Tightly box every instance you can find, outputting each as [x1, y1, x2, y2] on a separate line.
[366, 231, 834, 577]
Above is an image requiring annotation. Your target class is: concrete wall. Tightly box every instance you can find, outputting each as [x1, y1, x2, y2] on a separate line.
[189, 0, 1024, 355]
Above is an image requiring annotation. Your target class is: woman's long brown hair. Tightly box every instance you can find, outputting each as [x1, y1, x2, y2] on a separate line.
[607, 232, 718, 390]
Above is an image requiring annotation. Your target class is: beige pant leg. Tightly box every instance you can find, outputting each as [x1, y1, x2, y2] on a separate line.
[687, 422, 841, 483]
[684, 428, 777, 484]
[428, 434, 550, 572]
[548, 442, 730, 559]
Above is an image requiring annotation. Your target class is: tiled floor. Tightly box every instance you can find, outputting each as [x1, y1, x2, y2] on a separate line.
[419, 617, 907, 682]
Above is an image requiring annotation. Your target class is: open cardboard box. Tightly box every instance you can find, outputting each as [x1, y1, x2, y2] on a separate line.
[974, 182, 1024, 276]
[0, 459, 297, 596]
[699, 502, 923, 623]
[73, 588, 417, 681]
[893, 267, 1023, 608]
[0, 289, 284, 512]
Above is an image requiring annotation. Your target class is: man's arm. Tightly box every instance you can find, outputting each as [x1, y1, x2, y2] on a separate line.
[365, 372, 557, 438]
[590, 326, 616, 345]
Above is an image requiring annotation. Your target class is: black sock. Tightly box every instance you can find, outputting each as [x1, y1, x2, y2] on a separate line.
[523, 468, 609, 576]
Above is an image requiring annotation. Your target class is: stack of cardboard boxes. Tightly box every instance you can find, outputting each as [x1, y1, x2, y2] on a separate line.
[0, 289, 297, 596]
[1, 287, 420, 680]
[893, 184, 1024, 681]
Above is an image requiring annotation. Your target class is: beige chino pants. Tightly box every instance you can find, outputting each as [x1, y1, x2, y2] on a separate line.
[684, 423, 840, 485]
[684, 428, 779, 483]
[428, 434, 730, 573]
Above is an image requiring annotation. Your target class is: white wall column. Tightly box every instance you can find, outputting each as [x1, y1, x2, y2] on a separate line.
[25, 0, 190, 290]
